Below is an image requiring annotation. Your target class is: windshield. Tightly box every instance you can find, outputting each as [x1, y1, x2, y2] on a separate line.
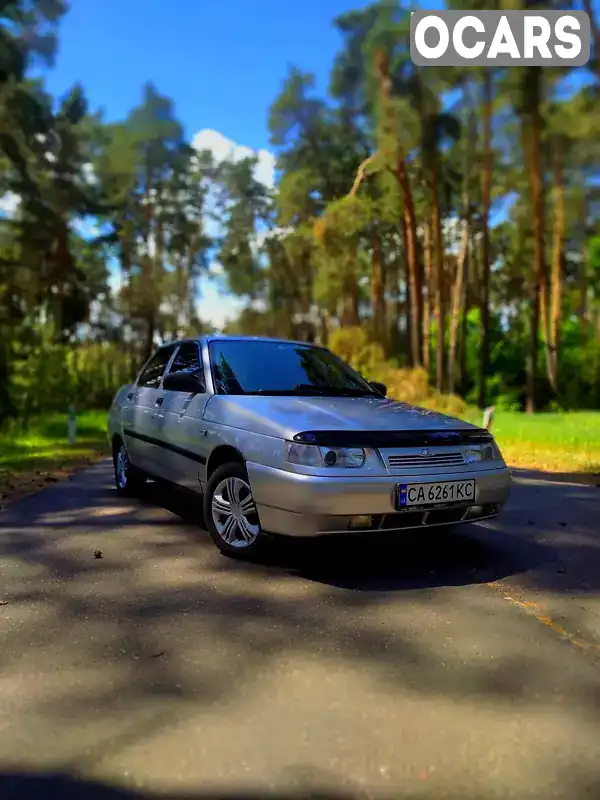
[209, 340, 379, 397]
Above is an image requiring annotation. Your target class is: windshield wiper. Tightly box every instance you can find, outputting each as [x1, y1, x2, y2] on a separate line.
[253, 384, 377, 397]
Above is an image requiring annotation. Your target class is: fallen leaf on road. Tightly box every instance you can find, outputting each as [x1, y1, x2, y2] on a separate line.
[0, 600, 8, 606]
[93, 550, 103, 559]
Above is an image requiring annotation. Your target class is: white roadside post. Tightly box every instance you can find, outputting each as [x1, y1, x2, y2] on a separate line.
[482, 405, 495, 431]
[67, 404, 77, 445]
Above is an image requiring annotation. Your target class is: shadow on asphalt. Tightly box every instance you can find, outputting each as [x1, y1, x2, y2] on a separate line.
[134, 469, 600, 597]
[0, 771, 367, 800]
[4, 769, 595, 800]
[0, 463, 598, 598]
[138, 479, 554, 593]
[1, 464, 600, 795]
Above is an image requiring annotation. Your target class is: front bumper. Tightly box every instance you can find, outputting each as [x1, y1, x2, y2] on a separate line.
[246, 462, 512, 537]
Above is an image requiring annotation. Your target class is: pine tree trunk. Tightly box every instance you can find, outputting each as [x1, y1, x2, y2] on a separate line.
[404, 288, 411, 365]
[319, 311, 330, 346]
[580, 246, 589, 345]
[400, 209, 412, 365]
[431, 158, 445, 392]
[422, 222, 432, 375]
[549, 144, 564, 394]
[523, 68, 547, 413]
[397, 158, 422, 368]
[458, 238, 471, 395]
[478, 70, 492, 409]
[386, 247, 401, 359]
[342, 263, 360, 327]
[448, 107, 475, 396]
[371, 233, 386, 347]
[0, 336, 13, 424]
[142, 178, 157, 361]
[448, 220, 470, 395]
[143, 308, 155, 363]
[375, 48, 421, 366]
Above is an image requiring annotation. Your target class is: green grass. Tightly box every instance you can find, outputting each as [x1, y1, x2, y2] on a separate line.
[463, 409, 600, 474]
[0, 409, 109, 475]
[1, 407, 598, 491]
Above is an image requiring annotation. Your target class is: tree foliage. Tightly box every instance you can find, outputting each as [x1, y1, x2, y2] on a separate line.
[1, 0, 599, 426]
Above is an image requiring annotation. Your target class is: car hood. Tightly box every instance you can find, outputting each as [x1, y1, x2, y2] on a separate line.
[203, 394, 480, 441]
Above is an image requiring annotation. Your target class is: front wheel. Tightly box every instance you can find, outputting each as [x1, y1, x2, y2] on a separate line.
[113, 439, 146, 496]
[203, 462, 266, 558]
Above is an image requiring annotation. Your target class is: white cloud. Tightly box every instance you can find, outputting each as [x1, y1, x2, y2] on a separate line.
[0, 192, 20, 217]
[107, 263, 122, 295]
[71, 216, 101, 239]
[192, 128, 276, 190]
[107, 263, 242, 332]
[196, 281, 247, 331]
[82, 162, 98, 186]
[249, 226, 293, 257]
[207, 261, 225, 278]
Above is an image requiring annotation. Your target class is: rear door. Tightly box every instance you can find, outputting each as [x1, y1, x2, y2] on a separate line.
[151, 341, 212, 490]
[126, 344, 177, 473]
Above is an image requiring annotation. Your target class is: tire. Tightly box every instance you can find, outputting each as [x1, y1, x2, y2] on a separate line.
[113, 438, 147, 496]
[203, 461, 266, 558]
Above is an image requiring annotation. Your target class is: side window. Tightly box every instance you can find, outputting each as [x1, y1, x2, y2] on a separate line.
[167, 342, 206, 390]
[137, 346, 175, 388]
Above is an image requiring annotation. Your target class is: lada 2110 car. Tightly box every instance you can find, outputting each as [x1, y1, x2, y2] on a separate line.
[108, 336, 512, 557]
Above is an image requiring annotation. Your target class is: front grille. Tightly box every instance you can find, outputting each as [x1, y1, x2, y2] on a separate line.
[386, 452, 465, 470]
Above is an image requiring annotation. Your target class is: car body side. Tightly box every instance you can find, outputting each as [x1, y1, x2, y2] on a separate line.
[108, 336, 512, 537]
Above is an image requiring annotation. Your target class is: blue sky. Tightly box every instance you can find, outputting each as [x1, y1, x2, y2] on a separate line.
[44, 0, 592, 150]
[46, 0, 419, 153]
[49, 0, 433, 327]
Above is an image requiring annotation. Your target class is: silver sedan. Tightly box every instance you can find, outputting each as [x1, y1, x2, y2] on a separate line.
[108, 336, 512, 558]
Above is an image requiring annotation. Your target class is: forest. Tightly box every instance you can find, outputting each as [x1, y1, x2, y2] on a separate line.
[1, 0, 600, 430]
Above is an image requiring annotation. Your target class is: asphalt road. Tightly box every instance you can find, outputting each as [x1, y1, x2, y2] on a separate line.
[0, 463, 600, 800]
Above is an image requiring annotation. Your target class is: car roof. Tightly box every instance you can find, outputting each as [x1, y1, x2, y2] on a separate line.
[157, 334, 321, 350]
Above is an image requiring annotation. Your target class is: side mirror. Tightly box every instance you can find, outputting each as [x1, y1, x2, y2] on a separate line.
[370, 381, 387, 397]
[163, 371, 205, 394]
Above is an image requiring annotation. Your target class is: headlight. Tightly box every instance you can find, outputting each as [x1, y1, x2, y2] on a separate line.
[464, 442, 501, 464]
[285, 442, 366, 468]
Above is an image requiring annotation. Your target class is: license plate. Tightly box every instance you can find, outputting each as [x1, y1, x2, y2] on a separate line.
[396, 479, 475, 510]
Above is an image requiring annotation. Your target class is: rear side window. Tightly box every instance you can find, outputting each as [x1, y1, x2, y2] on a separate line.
[137, 346, 176, 388]
[167, 342, 206, 390]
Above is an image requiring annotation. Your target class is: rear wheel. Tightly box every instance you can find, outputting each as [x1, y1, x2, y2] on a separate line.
[204, 462, 266, 558]
[113, 439, 146, 496]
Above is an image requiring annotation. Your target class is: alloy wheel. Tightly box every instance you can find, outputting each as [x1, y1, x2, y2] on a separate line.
[211, 476, 260, 548]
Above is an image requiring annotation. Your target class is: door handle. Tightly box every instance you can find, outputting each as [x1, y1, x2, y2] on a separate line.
[155, 396, 164, 407]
